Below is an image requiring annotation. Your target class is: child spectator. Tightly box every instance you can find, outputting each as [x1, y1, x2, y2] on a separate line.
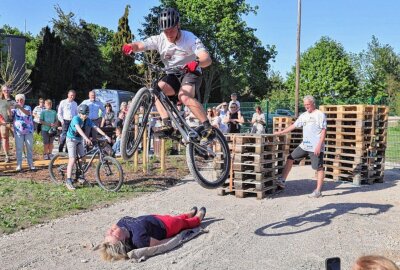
[32, 98, 45, 134]
[112, 127, 122, 157]
[228, 93, 240, 110]
[114, 111, 125, 129]
[40, 99, 58, 160]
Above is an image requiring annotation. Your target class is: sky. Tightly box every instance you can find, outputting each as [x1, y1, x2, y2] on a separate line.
[0, 0, 399, 77]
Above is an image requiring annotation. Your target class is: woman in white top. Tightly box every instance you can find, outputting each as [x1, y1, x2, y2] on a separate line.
[250, 106, 266, 134]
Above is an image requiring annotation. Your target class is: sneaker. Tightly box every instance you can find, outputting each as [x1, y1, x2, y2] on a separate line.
[78, 176, 87, 185]
[44, 154, 49, 160]
[65, 179, 76, 190]
[276, 178, 286, 189]
[198, 207, 207, 221]
[15, 165, 22, 172]
[308, 190, 322, 198]
[4, 156, 10, 163]
[48, 154, 54, 159]
[200, 127, 215, 145]
[30, 166, 36, 171]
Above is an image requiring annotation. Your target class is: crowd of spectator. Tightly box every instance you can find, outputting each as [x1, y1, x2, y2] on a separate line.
[0, 84, 268, 170]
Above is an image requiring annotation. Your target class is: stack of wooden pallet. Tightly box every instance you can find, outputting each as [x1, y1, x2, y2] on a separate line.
[272, 116, 311, 166]
[320, 105, 388, 185]
[218, 134, 288, 199]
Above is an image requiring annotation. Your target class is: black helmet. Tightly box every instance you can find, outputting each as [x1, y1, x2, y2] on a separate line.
[79, 104, 90, 115]
[158, 8, 180, 31]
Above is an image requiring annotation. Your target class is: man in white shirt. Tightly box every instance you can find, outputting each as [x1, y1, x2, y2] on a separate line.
[80, 90, 105, 141]
[57, 90, 78, 152]
[122, 7, 214, 145]
[274, 95, 327, 198]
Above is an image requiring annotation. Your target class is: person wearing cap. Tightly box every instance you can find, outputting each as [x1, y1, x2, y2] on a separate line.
[122, 7, 214, 146]
[64, 104, 111, 191]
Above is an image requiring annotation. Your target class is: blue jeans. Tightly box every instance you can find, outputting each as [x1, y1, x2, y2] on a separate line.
[15, 132, 34, 166]
[112, 139, 121, 154]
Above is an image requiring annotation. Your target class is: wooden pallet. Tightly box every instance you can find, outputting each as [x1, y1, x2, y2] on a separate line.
[320, 104, 375, 113]
[233, 143, 287, 154]
[234, 152, 284, 163]
[234, 179, 274, 191]
[325, 172, 384, 185]
[232, 134, 287, 145]
[233, 161, 275, 173]
[234, 170, 277, 181]
[234, 186, 277, 199]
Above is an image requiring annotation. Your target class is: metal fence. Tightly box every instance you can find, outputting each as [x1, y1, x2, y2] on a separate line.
[386, 120, 400, 168]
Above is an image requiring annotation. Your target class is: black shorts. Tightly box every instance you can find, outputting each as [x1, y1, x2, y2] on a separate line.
[160, 73, 202, 96]
[289, 146, 324, 170]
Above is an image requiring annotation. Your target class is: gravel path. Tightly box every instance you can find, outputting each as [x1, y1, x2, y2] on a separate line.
[1, 166, 400, 270]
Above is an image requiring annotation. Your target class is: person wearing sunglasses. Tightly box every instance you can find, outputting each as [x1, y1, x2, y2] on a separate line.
[224, 102, 244, 133]
[11, 94, 35, 171]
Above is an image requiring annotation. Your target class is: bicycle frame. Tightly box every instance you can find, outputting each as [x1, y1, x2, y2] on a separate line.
[75, 142, 106, 174]
[151, 88, 199, 143]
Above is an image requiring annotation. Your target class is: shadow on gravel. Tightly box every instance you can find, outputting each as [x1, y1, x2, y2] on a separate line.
[254, 202, 393, 237]
[273, 168, 400, 198]
[201, 218, 224, 229]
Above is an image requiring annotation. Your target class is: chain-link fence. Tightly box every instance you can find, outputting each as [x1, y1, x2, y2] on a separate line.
[386, 120, 400, 168]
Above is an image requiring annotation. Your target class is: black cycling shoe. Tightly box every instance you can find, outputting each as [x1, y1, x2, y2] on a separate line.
[152, 125, 174, 138]
[200, 127, 215, 146]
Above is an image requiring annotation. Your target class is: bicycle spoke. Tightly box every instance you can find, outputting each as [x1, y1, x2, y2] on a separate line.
[96, 156, 123, 192]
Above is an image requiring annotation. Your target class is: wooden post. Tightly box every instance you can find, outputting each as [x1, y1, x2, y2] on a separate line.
[160, 138, 166, 172]
[142, 128, 147, 173]
[133, 115, 139, 172]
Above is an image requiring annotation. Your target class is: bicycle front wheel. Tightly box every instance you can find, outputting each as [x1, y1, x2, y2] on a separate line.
[49, 152, 75, 184]
[120, 87, 153, 160]
[187, 127, 231, 189]
[96, 156, 124, 192]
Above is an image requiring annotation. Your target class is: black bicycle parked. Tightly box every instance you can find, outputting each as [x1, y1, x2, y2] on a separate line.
[120, 54, 231, 189]
[49, 137, 124, 192]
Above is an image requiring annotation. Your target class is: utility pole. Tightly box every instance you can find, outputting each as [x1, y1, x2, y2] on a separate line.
[295, 0, 302, 117]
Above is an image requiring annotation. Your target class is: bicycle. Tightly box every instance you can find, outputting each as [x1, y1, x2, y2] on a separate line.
[120, 54, 231, 189]
[48, 137, 124, 192]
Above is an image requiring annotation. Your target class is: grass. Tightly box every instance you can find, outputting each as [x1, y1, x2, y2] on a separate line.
[0, 177, 157, 235]
[386, 125, 400, 162]
[0, 155, 189, 235]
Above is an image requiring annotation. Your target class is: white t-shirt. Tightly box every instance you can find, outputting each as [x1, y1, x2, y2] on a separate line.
[142, 30, 207, 70]
[294, 109, 327, 152]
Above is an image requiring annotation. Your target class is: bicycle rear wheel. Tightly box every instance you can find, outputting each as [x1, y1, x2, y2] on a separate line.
[96, 156, 124, 192]
[120, 87, 153, 160]
[186, 127, 231, 189]
[49, 152, 75, 184]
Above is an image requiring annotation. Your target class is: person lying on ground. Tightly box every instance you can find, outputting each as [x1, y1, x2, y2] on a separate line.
[97, 206, 206, 261]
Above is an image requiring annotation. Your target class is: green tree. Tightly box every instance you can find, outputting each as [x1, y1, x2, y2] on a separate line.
[157, 0, 276, 102]
[0, 24, 40, 70]
[352, 36, 400, 106]
[108, 5, 138, 91]
[30, 26, 72, 100]
[51, 6, 105, 100]
[286, 36, 359, 104]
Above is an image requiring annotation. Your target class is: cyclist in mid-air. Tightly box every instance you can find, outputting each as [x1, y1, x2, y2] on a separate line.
[122, 7, 214, 145]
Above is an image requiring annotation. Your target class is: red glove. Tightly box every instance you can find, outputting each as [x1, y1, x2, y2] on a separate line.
[184, 60, 199, 73]
[122, 44, 133, 55]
